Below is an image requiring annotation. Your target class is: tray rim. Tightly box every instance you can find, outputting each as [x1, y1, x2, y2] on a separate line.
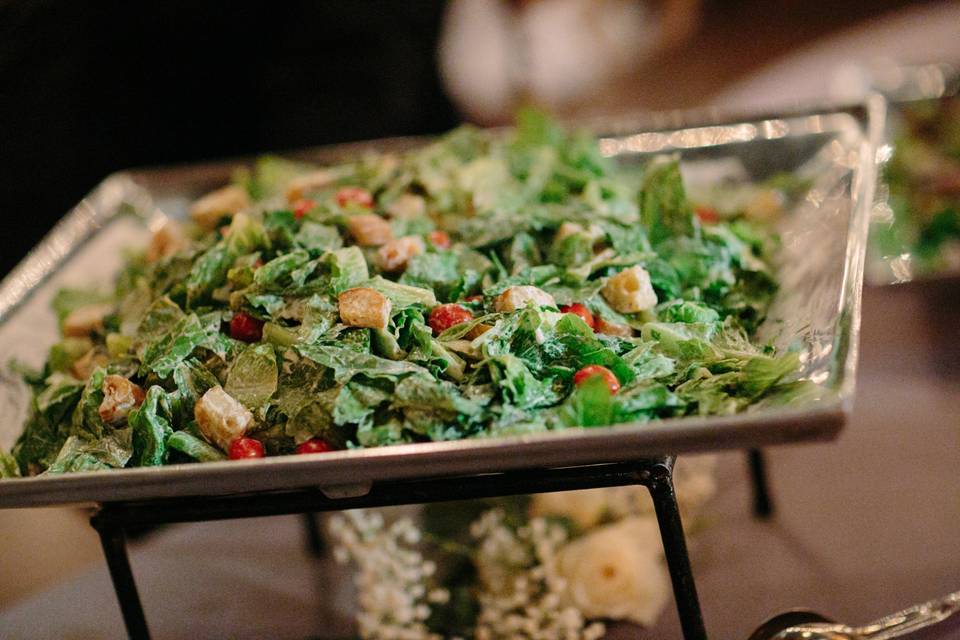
[0, 98, 884, 509]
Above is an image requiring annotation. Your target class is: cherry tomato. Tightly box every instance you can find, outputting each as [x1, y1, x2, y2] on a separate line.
[229, 437, 264, 459]
[464, 295, 483, 303]
[335, 186, 374, 209]
[695, 205, 720, 224]
[427, 230, 451, 249]
[296, 438, 334, 454]
[559, 303, 595, 329]
[573, 365, 620, 394]
[428, 304, 473, 335]
[230, 312, 264, 343]
[293, 198, 316, 220]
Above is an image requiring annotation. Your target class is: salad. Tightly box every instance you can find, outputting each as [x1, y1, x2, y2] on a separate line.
[876, 95, 960, 276]
[3, 111, 803, 477]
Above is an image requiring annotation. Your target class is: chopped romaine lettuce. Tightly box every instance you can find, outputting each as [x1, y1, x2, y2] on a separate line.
[8, 110, 805, 475]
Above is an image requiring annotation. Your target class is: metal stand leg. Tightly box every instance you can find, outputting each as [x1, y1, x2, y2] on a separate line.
[91, 516, 151, 640]
[302, 512, 324, 557]
[646, 462, 707, 640]
[748, 449, 774, 519]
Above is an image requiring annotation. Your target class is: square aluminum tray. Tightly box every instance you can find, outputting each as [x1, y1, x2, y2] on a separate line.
[0, 99, 885, 508]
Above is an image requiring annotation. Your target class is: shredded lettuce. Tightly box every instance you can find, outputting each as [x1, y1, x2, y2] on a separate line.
[8, 110, 806, 474]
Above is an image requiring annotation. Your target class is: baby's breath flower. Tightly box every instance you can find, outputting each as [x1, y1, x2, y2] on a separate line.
[328, 510, 448, 640]
[472, 510, 606, 640]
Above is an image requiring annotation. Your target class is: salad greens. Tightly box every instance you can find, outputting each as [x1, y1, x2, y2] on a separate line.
[876, 96, 960, 274]
[7, 110, 801, 476]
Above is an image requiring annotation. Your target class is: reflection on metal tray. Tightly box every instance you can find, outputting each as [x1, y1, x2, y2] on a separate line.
[0, 99, 885, 508]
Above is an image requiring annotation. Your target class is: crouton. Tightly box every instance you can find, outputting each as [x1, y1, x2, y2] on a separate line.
[601, 266, 658, 313]
[284, 169, 337, 203]
[346, 214, 393, 247]
[377, 236, 425, 272]
[493, 286, 556, 313]
[194, 386, 254, 450]
[338, 287, 392, 329]
[146, 219, 184, 262]
[744, 189, 784, 222]
[98, 375, 145, 425]
[189, 184, 250, 230]
[594, 316, 634, 337]
[63, 304, 113, 338]
[70, 349, 110, 381]
[386, 193, 426, 219]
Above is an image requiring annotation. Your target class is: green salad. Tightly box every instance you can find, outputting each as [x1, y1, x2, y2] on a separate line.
[3, 111, 802, 477]
[876, 96, 960, 274]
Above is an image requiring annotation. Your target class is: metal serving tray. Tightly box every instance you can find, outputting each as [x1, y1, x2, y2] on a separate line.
[0, 100, 884, 508]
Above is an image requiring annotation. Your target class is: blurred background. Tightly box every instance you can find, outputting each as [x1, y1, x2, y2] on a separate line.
[1, 0, 954, 276]
[1, 1, 959, 638]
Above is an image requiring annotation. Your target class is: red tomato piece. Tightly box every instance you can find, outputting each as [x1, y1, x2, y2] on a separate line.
[293, 198, 316, 220]
[229, 437, 264, 460]
[427, 230, 451, 249]
[559, 303, 595, 329]
[428, 304, 473, 335]
[573, 365, 621, 394]
[229, 312, 264, 343]
[695, 205, 720, 224]
[336, 186, 374, 209]
[296, 438, 334, 454]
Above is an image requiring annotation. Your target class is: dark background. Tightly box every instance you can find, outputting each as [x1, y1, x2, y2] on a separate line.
[0, 1, 457, 275]
[0, 0, 930, 276]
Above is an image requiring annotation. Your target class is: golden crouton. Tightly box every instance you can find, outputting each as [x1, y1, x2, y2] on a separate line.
[386, 193, 426, 219]
[601, 266, 658, 313]
[194, 386, 254, 450]
[377, 236, 425, 272]
[338, 287, 392, 329]
[594, 316, 634, 337]
[285, 169, 337, 204]
[63, 304, 113, 337]
[189, 184, 250, 230]
[493, 286, 556, 313]
[146, 219, 184, 262]
[98, 375, 145, 425]
[346, 214, 393, 247]
[70, 349, 110, 381]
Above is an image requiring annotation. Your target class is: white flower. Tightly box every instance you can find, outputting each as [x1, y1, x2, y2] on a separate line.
[471, 510, 606, 640]
[530, 486, 655, 529]
[673, 454, 719, 518]
[327, 510, 446, 640]
[529, 489, 612, 529]
[556, 517, 670, 627]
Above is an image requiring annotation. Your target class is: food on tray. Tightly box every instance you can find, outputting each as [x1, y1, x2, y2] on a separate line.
[4, 110, 803, 477]
[875, 95, 960, 275]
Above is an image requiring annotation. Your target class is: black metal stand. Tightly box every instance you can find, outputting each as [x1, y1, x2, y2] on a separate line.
[90, 457, 707, 640]
[301, 512, 324, 557]
[748, 448, 774, 519]
[645, 460, 707, 640]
